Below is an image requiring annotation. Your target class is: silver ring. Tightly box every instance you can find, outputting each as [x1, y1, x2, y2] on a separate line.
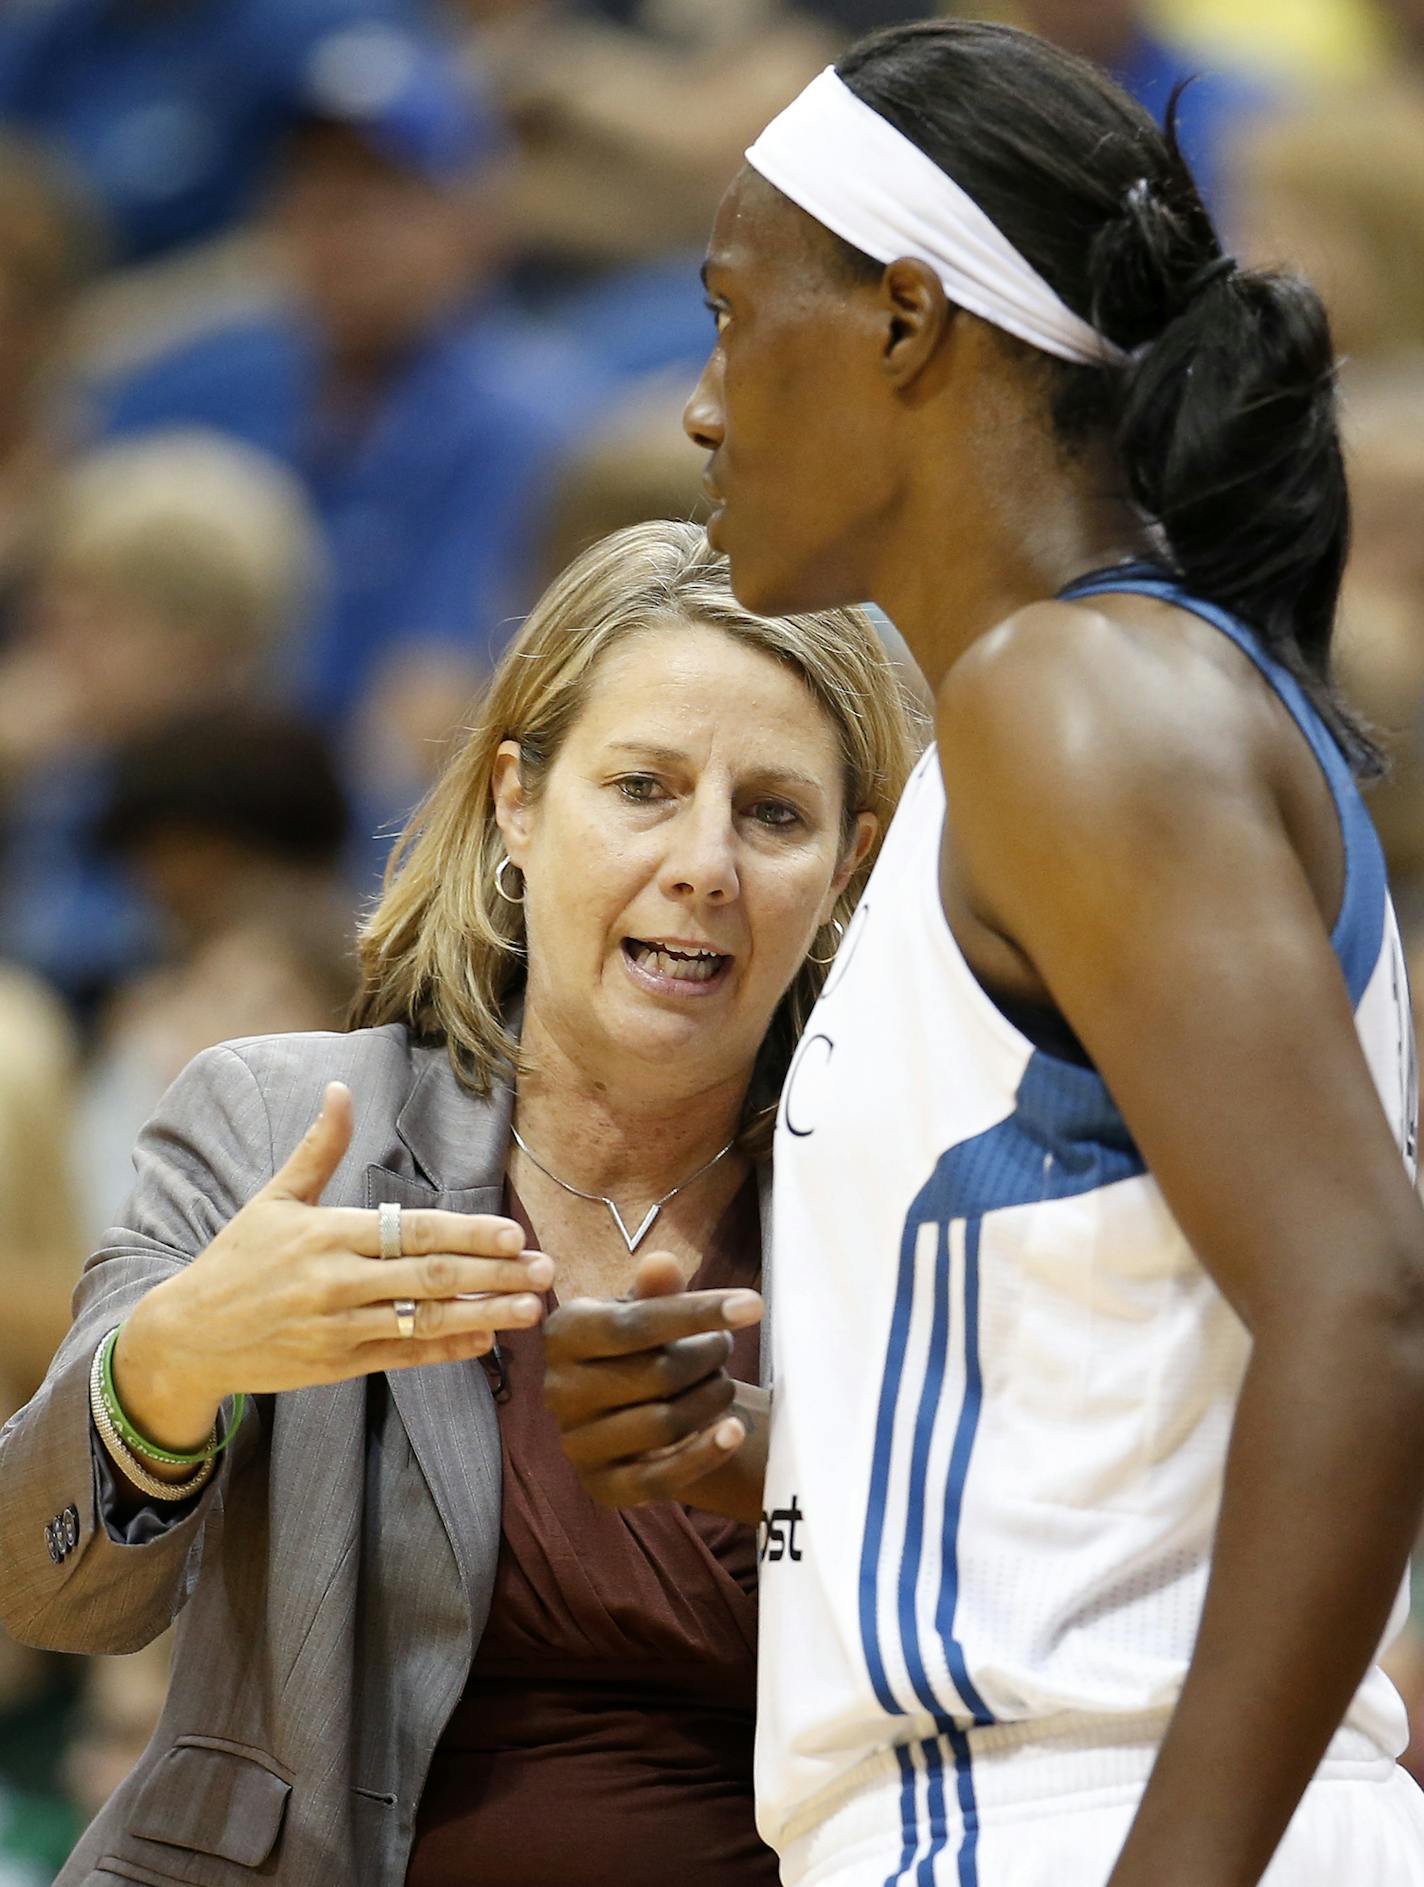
[393, 1298, 417, 1340]
[377, 1200, 403, 1262]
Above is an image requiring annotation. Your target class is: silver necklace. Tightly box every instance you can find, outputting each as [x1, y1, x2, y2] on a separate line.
[509, 1123, 738, 1254]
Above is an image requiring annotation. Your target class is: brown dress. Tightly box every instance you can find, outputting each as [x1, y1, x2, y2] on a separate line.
[405, 1177, 778, 1887]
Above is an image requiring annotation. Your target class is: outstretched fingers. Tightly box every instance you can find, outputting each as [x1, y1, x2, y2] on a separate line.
[344, 1290, 547, 1347]
[343, 1329, 499, 1378]
[320, 1208, 529, 1261]
[546, 1288, 762, 1362]
[338, 1250, 552, 1306]
[548, 1329, 735, 1412]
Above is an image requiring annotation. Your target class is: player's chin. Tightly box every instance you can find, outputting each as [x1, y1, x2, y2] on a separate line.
[718, 531, 820, 620]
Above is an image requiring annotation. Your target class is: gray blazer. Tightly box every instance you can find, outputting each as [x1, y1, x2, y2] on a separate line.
[0, 1025, 771, 1887]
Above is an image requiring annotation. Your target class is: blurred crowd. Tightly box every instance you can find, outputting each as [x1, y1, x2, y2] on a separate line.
[2, 0, 1424, 1875]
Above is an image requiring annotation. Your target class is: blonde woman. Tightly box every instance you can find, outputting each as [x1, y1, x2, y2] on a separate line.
[0, 426, 322, 1008]
[0, 521, 917, 1887]
[0, 965, 82, 1425]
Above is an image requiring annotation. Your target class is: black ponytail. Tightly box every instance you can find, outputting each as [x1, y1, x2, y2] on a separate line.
[835, 23, 1378, 773]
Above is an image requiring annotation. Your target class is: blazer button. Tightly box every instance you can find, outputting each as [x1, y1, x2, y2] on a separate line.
[45, 1522, 60, 1564]
[62, 1506, 79, 1550]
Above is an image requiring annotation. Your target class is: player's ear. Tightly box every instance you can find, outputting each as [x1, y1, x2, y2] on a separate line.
[880, 258, 951, 389]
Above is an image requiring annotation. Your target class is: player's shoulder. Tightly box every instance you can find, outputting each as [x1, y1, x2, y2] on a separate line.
[937, 592, 1269, 816]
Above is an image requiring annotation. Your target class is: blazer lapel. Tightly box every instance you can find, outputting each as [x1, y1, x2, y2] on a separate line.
[364, 1049, 515, 1606]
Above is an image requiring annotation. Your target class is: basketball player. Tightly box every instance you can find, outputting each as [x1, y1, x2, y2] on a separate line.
[543, 19, 1424, 1886]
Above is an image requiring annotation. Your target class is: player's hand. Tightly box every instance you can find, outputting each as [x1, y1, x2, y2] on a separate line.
[544, 1252, 763, 1507]
[114, 1083, 553, 1452]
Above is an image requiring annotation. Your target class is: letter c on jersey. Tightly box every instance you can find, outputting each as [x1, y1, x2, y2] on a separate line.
[782, 1034, 834, 1139]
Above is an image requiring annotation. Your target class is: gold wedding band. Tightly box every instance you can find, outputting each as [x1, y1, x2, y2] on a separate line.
[377, 1200, 402, 1262]
[393, 1298, 417, 1340]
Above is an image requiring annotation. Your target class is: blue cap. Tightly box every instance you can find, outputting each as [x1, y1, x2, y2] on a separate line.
[298, 25, 502, 185]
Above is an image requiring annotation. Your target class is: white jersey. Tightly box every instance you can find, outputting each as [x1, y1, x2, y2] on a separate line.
[757, 571, 1419, 1860]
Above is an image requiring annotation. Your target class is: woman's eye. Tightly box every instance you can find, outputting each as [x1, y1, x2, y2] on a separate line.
[617, 775, 665, 803]
[748, 800, 800, 830]
[703, 298, 730, 336]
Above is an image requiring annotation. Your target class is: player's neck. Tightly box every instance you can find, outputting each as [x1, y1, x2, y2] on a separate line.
[869, 412, 1148, 694]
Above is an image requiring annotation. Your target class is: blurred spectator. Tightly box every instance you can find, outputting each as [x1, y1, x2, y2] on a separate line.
[0, 130, 102, 628]
[456, 2, 930, 389]
[90, 32, 608, 812]
[1333, 371, 1424, 928]
[0, 0, 453, 266]
[1378, 0, 1424, 64]
[1234, 81, 1424, 364]
[978, 1, 1279, 223]
[0, 965, 84, 1887]
[0, 428, 321, 1017]
[535, 370, 710, 582]
[474, 2, 832, 281]
[0, 967, 81, 1426]
[75, 705, 356, 1239]
[95, 706, 351, 945]
[1341, 368, 1424, 1780]
[575, 0, 924, 25]
[1155, 0, 1391, 83]
[0, 1648, 77, 1887]
[59, 1641, 171, 1841]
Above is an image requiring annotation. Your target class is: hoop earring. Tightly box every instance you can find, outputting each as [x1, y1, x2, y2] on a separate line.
[494, 854, 525, 904]
[806, 919, 845, 967]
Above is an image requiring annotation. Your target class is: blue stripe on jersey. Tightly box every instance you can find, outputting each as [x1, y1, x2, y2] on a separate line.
[867, 1051, 1147, 1885]
[861, 1215, 933, 1716]
[1058, 568, 1388, 1007]
[948, 1727, 982, 1887]
[917, 1738, 948, 1887]
[885, 1744, 919, 1887]
[899, 1220, 957, 1717]
[937, 1217, 990, 1724]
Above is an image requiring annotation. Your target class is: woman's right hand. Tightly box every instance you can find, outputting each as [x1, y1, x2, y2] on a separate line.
[112, 1083, 552, 1459]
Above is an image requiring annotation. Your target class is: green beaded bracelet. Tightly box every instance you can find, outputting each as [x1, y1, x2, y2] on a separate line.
[99, 1325, 247, 1466]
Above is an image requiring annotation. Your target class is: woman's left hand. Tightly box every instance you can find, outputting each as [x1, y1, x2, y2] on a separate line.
[544, 1256, 767, 1520]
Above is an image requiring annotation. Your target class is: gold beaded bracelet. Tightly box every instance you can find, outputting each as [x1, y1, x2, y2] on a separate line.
[88, 1336, 217, 1503]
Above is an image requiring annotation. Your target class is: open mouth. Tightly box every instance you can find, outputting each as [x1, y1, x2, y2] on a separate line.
[622, 937, 732, 989]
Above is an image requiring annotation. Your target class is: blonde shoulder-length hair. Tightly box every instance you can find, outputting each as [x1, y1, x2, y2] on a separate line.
[351, 520, 921, 1123]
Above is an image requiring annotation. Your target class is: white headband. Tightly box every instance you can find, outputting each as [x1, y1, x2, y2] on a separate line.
[745, 67, 1125, 370]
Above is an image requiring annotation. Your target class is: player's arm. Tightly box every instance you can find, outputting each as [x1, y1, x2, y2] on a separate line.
[938, 607, 1424, 1887]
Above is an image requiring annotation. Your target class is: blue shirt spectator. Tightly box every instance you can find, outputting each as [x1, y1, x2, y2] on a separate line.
[1113, 27, 1274, 222]
[0, 0, 445, 261]
[584, 0, 925, 28]
[1016, 1, 1278, 224]
[87, 30, 609, 730]
[0, 752, 161, 1016]
[95, 302, 600, 728]
[0, 429, 325, 1015]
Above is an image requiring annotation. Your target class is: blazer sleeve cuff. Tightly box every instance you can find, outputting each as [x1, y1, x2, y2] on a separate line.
[3, 1333, 253, 1653]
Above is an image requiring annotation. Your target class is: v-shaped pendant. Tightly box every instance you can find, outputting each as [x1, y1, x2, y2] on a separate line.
[608, 1202, 661, 1253]
[508, 1122, 737, 1257]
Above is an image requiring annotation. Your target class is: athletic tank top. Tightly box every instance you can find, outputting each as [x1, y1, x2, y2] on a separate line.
[755, 567, 1419, 1848]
